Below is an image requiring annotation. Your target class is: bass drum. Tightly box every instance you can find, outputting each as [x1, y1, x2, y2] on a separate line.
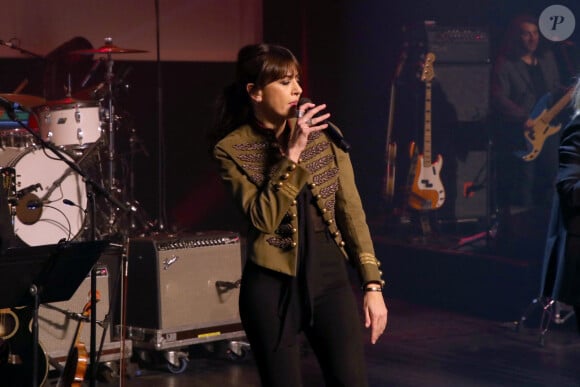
[0, 147, 87, 246]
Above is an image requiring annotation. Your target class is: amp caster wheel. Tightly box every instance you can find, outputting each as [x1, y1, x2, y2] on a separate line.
[163, 350, 189, 374]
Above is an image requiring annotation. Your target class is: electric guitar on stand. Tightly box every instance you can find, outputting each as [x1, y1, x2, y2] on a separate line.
[383, 47, 407, 204]
[519, 88, 573, 161]
[408, 52, 445, 211]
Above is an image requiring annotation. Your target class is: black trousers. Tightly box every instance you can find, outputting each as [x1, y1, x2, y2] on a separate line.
[239, 235, 368, 387]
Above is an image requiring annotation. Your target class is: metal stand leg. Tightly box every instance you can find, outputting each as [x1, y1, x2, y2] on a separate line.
[515, 296, 576, 347]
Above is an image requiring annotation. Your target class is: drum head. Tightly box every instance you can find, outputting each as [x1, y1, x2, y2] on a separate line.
[0, 147, 87, 246]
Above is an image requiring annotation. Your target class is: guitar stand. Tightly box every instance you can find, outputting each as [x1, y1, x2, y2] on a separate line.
[514, 296, 575, 347]
[0, 240, 109, 387]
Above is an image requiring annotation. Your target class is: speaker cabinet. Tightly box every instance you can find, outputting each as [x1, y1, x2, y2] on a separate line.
[454, 150, 488, 220]
[434, 64, 490, 123]
[125, 231, 242, 331]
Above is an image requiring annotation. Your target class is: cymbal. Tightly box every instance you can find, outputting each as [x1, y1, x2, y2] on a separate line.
[70, 44, 147, 55]
[0, 94, 46, 110]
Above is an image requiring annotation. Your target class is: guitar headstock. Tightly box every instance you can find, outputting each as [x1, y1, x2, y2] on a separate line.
[421, 52, 436, 83]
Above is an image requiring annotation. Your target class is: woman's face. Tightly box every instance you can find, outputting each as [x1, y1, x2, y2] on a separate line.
[250, 67, 302, 128]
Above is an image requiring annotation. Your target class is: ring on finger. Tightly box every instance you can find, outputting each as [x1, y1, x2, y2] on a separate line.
[306, 119, 313, 126]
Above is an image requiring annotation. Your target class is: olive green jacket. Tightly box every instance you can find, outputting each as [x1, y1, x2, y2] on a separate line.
[214, 121, 384, 288]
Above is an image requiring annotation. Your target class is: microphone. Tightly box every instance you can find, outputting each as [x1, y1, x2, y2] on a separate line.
[63, 198, 87, 213]
[298, 98, 351, 152]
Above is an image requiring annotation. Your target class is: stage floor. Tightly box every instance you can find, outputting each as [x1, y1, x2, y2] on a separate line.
[45, 298, 580, 386]
[46, 209, 579, 386]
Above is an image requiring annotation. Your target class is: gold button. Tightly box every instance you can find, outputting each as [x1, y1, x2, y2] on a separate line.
[321, 208, 327, 213]
[291, 241, 297, 248]
[379, 270, 383, 275]
[332, 231, 340, 237]
[339, 241, 345, 247]
[380, 280, 386, 286]
[326, 219, 334, 225]
[281, 173, 290, 180]
[315, 194, 321, 200]
[288, 163, 297, 171]
[309, 182, 316, 188]
[276, 182, 284, 188]
[291, 200, 297, 206]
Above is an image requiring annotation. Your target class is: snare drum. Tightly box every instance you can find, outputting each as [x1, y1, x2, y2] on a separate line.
[0, 147, 87, 246]
[34, 100, 102, 147]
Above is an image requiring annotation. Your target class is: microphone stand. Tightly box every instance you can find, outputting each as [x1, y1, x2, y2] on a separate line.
[0, 39, 43, 59]
[2, 101, 133, 387]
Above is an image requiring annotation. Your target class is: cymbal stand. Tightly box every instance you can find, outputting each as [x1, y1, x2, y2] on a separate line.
[103, 38, 118, 236]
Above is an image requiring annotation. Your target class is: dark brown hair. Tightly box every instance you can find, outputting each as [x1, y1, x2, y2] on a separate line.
[209, 44, 301, 148]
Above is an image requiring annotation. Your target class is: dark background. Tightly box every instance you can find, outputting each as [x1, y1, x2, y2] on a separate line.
[0, 0, 578, 235]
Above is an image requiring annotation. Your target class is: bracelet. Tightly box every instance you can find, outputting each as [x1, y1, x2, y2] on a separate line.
[365, 286, 382, 292]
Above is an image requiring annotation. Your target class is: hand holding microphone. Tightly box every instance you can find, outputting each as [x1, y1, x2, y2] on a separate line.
[298, 97, 351, 152]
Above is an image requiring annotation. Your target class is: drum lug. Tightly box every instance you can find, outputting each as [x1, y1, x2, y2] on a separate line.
[77, 127, 84, 143]
[75, 106, 81, 123]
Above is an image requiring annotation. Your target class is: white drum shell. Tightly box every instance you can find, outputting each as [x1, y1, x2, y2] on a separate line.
[35, 102, 101, 147]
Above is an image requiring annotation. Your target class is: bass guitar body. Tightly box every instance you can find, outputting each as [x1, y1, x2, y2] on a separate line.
[408, 153, 445, 210]
[0, 307, 48, 386]
[520, 89, 572, 161]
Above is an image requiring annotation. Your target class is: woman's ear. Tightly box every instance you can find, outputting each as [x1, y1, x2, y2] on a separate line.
[246, 83, 262, 102]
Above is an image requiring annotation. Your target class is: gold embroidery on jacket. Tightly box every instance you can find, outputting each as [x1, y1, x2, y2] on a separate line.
[306, 154, 335, 173]
[313, 167, 339, 186]
[266, 236, 294, 249]
[320, 181, 339, 199]
[301, 142, 330, 162]
[233, 142, 268, 151]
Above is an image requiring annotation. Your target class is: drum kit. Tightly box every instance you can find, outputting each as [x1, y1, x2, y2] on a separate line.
[0, 38, 150, 248]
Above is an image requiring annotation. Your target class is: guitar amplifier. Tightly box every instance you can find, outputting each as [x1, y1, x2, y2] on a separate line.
[425, 23, 490, 63]
[123, 231, 245, 350]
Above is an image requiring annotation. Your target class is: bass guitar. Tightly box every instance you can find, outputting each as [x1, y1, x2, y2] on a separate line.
[0, 307, 48, 386]
[408, 52, 445, 210]
[520, 88, 572, 161]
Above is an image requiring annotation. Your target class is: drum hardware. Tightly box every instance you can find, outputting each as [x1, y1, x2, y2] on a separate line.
[68, 38, 149, 237]
[0, 93, 133, 387]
